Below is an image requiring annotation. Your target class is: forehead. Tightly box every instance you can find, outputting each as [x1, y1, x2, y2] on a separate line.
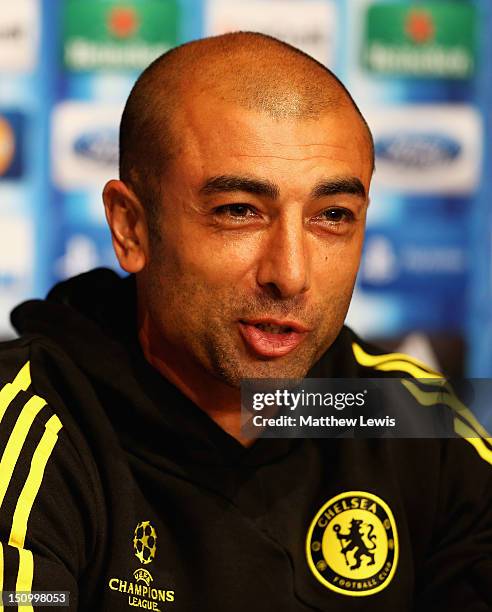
[169, 94, 372, 190]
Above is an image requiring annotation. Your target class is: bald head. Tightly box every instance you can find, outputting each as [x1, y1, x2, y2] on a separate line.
[119, 32, 373, 230]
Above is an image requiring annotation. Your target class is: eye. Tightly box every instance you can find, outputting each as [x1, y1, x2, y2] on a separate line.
[213, 204, 258, 219]
[309, 207, 356, 235]
[314, 207, 355, 224]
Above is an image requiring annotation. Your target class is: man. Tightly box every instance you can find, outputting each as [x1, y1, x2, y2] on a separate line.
[0, 32, 490, 611]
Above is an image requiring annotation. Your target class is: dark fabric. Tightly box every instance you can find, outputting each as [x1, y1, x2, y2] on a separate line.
[0, 268, 488, 611]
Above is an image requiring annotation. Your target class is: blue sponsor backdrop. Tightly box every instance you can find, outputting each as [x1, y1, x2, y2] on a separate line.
[0, 0, 491, 379]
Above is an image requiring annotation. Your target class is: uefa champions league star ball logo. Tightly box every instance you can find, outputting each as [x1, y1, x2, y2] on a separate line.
[133, 521, 157, 565]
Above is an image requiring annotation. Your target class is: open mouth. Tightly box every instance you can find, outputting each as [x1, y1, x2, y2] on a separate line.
[238, 319, 309, 358]
[252, 322, 294, 334]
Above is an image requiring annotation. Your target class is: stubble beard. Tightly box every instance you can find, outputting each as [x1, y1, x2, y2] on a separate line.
[146, 253, 353, 390]
[200, 293, 352, 388]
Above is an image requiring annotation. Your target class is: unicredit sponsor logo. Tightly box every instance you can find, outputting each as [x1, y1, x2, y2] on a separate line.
[74, 129, 118, 165]
[375, 133, 461, 169]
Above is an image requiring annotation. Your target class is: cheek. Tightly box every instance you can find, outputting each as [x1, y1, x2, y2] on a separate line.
[313, 233, 364, 275]
[176, 230, 260, 284]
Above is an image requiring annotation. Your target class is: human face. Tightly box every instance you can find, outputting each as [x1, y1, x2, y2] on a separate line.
[141, 97, 372, 387]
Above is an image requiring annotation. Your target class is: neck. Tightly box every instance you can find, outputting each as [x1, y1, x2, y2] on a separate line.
[137, 310, 255, 447]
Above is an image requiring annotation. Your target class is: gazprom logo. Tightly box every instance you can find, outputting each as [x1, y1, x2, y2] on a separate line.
[375, 133, 461, 169]
[73, 128, 118, 165]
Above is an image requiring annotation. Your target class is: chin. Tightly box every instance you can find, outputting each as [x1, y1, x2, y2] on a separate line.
[213, 355, 313, 388]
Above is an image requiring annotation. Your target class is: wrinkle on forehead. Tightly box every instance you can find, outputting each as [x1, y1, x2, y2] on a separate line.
[120, 32, 374, 224]
[269, 141, 348, 147]
[173, 101, 370, 190]
[234, 154, 348, 162]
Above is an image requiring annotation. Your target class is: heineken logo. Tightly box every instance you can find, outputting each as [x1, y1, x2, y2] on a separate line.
[362, 2, 476, 79]
[63, 0, 180, 71]
[405, 10, 434, 45]
[107, 7, 140, 39]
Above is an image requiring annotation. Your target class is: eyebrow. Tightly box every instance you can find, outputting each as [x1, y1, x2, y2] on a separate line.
[199, 174, 366, 200]
[200, 175, 279, 199]
[312, 177, 366, 199]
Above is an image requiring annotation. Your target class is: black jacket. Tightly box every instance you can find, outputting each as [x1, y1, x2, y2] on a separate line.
[0, 268, 490, 611]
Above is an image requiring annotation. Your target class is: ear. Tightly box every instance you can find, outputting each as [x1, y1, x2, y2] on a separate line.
[103, 179, 149, 273]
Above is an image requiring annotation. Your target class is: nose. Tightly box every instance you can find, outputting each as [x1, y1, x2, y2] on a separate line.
[256, 213, 310, 299]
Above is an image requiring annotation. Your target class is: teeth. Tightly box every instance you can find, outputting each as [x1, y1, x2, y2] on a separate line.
[255, 323, 291, 333]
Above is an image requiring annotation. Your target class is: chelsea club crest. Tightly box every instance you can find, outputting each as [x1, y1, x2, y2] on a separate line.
[306, 491, 398, 597]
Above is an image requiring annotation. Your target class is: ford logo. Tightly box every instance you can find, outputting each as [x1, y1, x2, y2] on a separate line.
[74, 129, 118, 165]
[375, 133, 461, 169]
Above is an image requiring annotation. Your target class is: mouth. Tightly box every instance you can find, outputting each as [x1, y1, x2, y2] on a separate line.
[238, 318, 310, 359]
